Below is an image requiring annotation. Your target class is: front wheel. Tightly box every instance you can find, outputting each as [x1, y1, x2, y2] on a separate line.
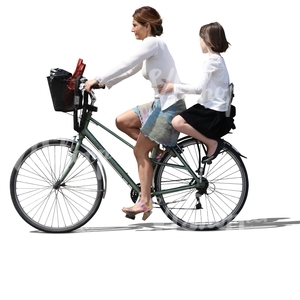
[153, 138, 249, 231]
[10, 139, 104, 233]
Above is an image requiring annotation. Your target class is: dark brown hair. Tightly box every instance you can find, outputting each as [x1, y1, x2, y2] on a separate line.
[133, 6, 163, 36]
[199, 22, 230, 53]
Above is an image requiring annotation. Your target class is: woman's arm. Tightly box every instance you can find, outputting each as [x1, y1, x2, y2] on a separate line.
[104, 62, 143, 89]
[95, 37, 157, 84]
[158, 58, 218, 95]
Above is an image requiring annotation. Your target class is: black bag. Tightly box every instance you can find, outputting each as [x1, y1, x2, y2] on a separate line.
[227, 104, 236, 130]
[47, 59, 86, 112]
[47, 68, 74, 112]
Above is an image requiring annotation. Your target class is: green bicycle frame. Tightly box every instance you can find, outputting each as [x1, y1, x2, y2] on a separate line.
[55, 108, 203, 197]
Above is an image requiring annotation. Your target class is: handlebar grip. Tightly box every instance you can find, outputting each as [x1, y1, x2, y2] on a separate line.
[92, 83, 105, 89]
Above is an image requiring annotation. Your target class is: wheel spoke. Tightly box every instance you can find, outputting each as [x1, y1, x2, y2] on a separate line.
[10, 140, 103, 233]
[154, 138, 248, 230]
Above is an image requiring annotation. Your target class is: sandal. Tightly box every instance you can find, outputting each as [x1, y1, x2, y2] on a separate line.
[155, 150, 165, 160]
[122, 200, 152, 221]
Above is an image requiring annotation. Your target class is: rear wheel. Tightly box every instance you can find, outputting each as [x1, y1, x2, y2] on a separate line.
[10, 139, 104, 233]
[153, 138, 249, 231]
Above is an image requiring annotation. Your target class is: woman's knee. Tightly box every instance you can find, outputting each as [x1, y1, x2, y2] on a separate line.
[115, 112, 130, 131]
[172, 115, 183, 130]
[115, 115, 123, 130]
[116, 109, 139, 130]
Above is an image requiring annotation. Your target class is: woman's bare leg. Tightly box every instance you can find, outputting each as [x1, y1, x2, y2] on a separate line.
[172, 115, 218, 157]
[117, 109, 156, 215]
[122, 133, 157, 213]
[115, 109, 141, 141]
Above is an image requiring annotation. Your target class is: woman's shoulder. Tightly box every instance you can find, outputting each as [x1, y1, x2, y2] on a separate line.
[144, 36, 160, 45]
[143, 36, 165, 52]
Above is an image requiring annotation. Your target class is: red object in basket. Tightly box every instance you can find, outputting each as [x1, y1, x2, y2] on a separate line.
[67, 58, 86, 90]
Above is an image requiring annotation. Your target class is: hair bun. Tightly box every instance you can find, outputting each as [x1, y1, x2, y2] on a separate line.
[155, 24, 163, 36]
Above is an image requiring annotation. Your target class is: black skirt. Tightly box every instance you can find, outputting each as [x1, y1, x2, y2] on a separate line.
[179, 103, 236, 139]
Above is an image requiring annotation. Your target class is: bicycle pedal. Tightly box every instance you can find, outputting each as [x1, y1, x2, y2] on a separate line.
[195, 203, 203, 209]
[125, 213, 135, 220]
[202, 157, 212, 165]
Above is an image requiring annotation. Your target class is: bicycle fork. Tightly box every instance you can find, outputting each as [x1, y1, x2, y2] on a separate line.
[53, 136, 83, 189]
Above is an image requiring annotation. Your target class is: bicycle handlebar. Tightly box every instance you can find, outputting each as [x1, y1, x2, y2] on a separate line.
[73, 76, 105, 132]
[78, 77, 105, 91]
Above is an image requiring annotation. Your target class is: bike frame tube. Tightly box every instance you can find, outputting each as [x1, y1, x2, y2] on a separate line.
[90, 116, 134, 149]
[82, 126, 141, 193]
[57, 111, 202, 196]
[88, 117, 202, 194]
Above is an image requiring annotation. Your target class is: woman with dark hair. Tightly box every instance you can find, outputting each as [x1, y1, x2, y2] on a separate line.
[85, 6, 186, 220]
[158, 22, 235, 164]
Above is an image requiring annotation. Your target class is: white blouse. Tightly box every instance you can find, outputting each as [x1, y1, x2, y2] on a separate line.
[173, 54, 230, 112]
[95, 36, 184, 110]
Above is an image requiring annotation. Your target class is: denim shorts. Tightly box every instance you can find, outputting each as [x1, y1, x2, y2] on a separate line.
[133, 99, 186, 146]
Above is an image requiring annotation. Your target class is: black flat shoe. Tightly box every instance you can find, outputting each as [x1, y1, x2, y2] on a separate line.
[202, 139, 224, 164]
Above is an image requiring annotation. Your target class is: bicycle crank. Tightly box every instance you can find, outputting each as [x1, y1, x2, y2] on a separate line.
[130, 183, 154, 203]
[130, 183, 141, 203]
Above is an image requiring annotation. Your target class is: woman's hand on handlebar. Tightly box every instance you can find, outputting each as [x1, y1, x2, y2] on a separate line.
[84, 79, 105, 92]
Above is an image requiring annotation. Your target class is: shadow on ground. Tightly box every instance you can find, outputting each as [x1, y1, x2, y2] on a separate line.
[59, 217, 300, 233]
[31, 217, 300, 233]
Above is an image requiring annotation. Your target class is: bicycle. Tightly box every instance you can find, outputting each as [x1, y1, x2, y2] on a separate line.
[10, 63, 249, 233]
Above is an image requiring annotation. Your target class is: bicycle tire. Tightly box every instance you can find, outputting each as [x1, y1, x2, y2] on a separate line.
[153, 138, 249, 231]
[10, 139, 104, 233]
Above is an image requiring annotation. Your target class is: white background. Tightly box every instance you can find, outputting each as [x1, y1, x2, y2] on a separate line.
[1, 0, 300, 299]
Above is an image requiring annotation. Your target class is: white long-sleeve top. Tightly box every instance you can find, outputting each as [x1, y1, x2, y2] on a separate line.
[173, 54, 230, 111]
[95, 36, 184, 111]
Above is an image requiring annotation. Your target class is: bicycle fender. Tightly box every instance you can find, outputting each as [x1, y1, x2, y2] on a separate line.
[223, 140, 247, 159]
[177, 136, 247, 159]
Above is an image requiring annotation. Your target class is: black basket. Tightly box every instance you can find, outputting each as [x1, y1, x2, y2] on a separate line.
[47, 68, 76, 112]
